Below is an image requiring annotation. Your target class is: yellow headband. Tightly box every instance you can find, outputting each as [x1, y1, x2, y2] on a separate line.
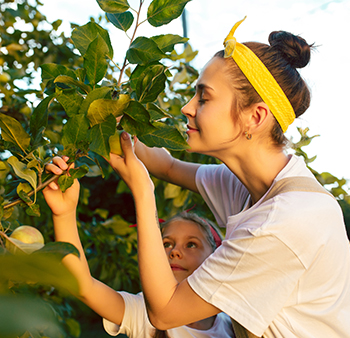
[223, 17, 295, 133]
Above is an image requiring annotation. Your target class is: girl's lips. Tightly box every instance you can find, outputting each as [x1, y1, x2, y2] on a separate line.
[170, 264, 186, 271]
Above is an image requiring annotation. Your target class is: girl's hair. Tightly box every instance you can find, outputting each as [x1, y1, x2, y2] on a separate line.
[215, 30, 313, 146]
[152, 212, 222, 338]
[160, 211, 222, 252]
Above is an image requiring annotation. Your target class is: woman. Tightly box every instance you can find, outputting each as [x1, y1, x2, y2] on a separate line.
[108, 17, 350, 337]
[42, 170, 233, 338]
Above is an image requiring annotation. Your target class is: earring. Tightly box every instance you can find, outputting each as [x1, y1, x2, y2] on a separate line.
[244, 131, 252, 140]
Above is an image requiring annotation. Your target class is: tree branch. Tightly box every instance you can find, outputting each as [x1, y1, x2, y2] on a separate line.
[117, 0, 144, 87]
[3, 173, 61, 210]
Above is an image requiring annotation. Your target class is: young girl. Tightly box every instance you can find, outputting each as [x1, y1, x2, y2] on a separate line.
[104, 17, 350, 338]
[42, 173, 234, 338]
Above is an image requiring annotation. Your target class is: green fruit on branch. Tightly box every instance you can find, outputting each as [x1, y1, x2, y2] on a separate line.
[5, 225, 45, 254]
[109, 130, 134, 156]
[0, 72, 11, 82]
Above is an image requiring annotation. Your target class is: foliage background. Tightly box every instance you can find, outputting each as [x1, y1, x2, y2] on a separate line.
[0, 0, 349, 337]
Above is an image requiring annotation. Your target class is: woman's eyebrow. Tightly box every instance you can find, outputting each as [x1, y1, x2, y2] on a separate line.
[196, 83, 214, 92]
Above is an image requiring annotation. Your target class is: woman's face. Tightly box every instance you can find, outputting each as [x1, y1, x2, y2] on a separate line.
[181, 57, 241, 157]
[162, 219, 213, 283]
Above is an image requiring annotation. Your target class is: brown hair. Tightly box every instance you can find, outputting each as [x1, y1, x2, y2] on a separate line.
[215, 30, 313, 147]
[152, 212, 222, 338]
[160, 211, 222, 252]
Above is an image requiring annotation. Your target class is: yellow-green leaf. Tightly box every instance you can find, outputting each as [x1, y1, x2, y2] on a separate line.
[87, 95, 130, 127]
[0, 113, 30, 152]
[7, 156, 37, 190]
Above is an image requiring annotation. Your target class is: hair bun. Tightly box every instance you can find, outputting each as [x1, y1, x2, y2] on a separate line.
[268, 31, 312, 68]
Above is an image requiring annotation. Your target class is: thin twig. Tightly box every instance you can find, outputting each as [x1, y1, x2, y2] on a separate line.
[3, 173, 61, 210]
[117, 0, 144, 87]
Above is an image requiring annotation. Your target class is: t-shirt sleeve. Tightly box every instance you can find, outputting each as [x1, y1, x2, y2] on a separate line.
[195, 164, 250, 227]
[187, 227, 306, 336]
[103, 292, 151, 337]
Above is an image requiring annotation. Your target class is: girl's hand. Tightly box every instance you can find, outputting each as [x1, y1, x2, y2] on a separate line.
[108, 132, 154, 195]
[43, 156, 80, 217]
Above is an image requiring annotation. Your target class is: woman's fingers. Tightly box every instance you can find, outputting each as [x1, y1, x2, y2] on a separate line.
[120, 132, 134, 156]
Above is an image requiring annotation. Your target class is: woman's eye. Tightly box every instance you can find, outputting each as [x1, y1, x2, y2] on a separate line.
[187, 242, 197, 248]
[163, 242, 172, 248]
[198, 99, 207, 104]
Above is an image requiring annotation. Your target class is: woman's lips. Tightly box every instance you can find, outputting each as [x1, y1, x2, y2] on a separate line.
[170, 264, 186, 271]
[186, 125, 198, 134]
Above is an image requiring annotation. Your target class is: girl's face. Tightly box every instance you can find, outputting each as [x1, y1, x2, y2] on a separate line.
[162, 219, 213, 283]
[181, 57, 241, 157]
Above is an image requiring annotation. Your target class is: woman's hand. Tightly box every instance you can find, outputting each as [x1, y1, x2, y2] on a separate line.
[43, 156, 80, 217]
[108, 132, 154, 196]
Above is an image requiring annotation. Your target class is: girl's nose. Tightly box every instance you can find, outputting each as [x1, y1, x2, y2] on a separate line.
[169, 246, 182, 259]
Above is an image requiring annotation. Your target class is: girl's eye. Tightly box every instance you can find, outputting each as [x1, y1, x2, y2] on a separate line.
[163, 241, 172, 249]
[198, 99, 207, 105]
[187, 242, 197, 248]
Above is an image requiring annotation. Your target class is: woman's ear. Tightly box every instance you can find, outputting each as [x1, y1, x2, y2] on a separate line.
[244, 102, 270, 134]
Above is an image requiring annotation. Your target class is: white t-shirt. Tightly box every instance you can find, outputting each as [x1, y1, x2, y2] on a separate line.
[188, 155, 350, 337]
[103, 291, 234, 338]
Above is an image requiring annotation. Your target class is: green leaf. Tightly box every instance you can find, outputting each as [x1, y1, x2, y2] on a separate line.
[169, 43, 198, 62]
[121, 101, 156, 136]
[75, 67, 86, 82]
[146, 102, 171, 120]
[33, 241, 80, 260]
[126, 37, 166, 65]
[62, 114, 90, 148]
[135, 64, 166, 103]
[88, 114, 116, 159]
[87, 95, 130, 126]
[138, 121, 189, 150]
[0, 295, 63, 338]
[84, 34, 109, 85]
[0, 161, 7, 170]
[66, 318, 81, 338]
[30, 93, 56, 147]
[16, 182, 32, 195]
[71, 21, 113, 58]
[106, 11, 133, 31]
[40, 63, 77, 81]
[102, 214, 134, 236]
[5, 237, 44, 255]
[147, 0, 191, 27]
[18, 188, 33, 205]
[68, 165, 90, 179]
[56, 88, 84, 117]
[97, 0, 130, 13]
[54, 75, 91, 94]
[26, 203, 40, 217]
[79, 86, 113, 114]
[7, 156, 37, 190]
[58, 174, 74, 193]
[0, 113, 30, 152]
[164, 182, 181, 199]
[150, 34, 188, 53]
[173, 189, 190, 207]
[0, 253, 79, 293]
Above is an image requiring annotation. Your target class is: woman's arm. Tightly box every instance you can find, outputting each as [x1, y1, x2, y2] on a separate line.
[111, 134, 220, 329]
[134, 139, 200, 193]
[43, 158, 125, 326]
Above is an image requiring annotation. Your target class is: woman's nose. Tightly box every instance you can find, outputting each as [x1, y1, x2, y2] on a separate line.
[181, 97, 195, 118]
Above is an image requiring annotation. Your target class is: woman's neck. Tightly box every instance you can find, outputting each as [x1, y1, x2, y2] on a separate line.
[186, 315, 216, 330]
[222, 147, 290, 204]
